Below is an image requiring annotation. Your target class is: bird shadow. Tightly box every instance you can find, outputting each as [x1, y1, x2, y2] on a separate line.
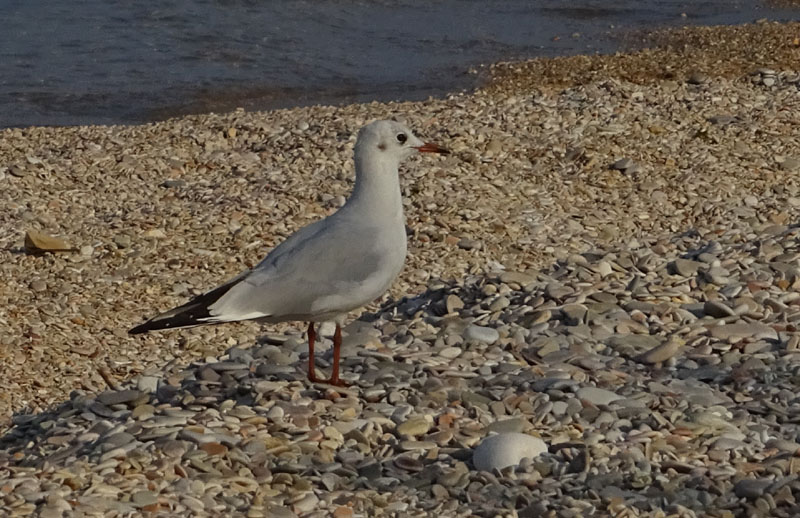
[0, 273, 490, 471]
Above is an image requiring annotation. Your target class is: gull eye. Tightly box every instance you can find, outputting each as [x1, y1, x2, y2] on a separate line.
[396, 133, 407, 144]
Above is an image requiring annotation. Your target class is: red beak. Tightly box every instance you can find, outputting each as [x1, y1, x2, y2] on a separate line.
[416, 142, 450, 154]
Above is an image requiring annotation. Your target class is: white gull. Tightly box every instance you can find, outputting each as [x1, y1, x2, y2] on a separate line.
[130, 120, 449, 385]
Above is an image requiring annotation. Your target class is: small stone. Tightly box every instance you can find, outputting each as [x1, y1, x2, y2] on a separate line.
[713, 438, 746, 450]
[464, 325, 499, 344]
[611, 158, 634, 171]
[200, 442, 228, 456]
[551, 401, 568, 416]
[144, 228, 167, 239]
[486, 139, 504, 155]
[606, 335, 661, 356]
[161, 179, 187, 188]
[734, 479, 771, 500]
[333, 506, 353, 518]
[596, 261, 613, 278]
[265, 505, 298, 518]
[428, 430, 453, 446]
[400, 440, 437, 451]
[323, 426, 344, 443]
[489, 296, 510, 312]
[671, 258, 703, 276]
[397, 417, 432, 437]
[137, 376, 159, 393]
[29, 280, 47, 292]
[707, 114, 737, 125]
[636, 337, 684, 364]
[704, 300, 735, 318]
[97, 389, 145, 406]
[525, 309, 551, 325]
[446, 294, 464, 313]
[100, 431, 136, 450]
[499, 271, 537, 286]
[561, 304, 587, 325]
[113, 234, 132, 249]
[778, 157, 800, 171]
[437, 463, 469, 487]
[8, 165, 26, 177]
[709, 323, 778, 341]
[132, 491, 158, 508]
[439, 347, 462, 359]
[24, 230, 73, 253]
[577, 387, 623, 406]
[457, 238, 482, 250]
[486, 418, 528, 434]
[743, 195, 758, 207]
[431, 484, 449, 500]
[266, 406, 285, 419]
[472, 433, 547, 471]
[292, 494, 319, 514]
[687, 71, 708, 84]
[131, 404, 155, 420]
[394, 455, 424, 472]
[766, 439, 800, 453]
[705, 266, 731, 284]
[161, 440, 188, 458]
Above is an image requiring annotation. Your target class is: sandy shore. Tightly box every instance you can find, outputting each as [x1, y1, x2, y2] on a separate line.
[1, 18, 798, 421]
[5, 21, 798, 422]
[1, 19, 800, 518]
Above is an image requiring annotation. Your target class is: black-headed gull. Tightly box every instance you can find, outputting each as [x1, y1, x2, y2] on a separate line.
[130, 120, 449, 385]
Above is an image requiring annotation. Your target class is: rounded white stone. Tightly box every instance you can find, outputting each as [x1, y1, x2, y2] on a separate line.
[472, 432, 547, 471]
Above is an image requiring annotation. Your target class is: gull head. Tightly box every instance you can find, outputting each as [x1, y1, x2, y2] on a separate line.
[356, 120, 449, 166]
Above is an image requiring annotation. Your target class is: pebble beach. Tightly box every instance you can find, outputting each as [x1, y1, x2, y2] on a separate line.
[2, 20, 800, 518]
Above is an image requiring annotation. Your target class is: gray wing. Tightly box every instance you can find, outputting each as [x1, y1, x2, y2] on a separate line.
[129, 213, 403, 334]
[204, 215, 390, 322]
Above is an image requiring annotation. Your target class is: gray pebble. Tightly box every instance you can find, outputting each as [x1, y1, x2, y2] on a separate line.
[577, 386, 623, 406]
[97, 389, 145, 406]
[464, 324, 499, 344]
[734, 478, 772, 500]
[113, 234, 132, 248]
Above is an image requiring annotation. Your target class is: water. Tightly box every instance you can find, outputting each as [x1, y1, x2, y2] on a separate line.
[1, 0, 798, 128]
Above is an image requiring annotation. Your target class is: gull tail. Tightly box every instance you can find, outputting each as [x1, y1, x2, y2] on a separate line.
[129, 278, 241, 334]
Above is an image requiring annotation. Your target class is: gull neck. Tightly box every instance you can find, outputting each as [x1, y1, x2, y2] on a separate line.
[347, 148, 404, 221]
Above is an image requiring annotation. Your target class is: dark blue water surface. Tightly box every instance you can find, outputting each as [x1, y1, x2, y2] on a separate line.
[1, 1, 798, 128]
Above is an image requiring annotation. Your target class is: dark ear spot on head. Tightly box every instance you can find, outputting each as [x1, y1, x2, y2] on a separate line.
[377, 142, 387, 151]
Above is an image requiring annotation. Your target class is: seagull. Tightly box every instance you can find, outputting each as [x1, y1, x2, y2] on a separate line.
[129, 120, 449, 385]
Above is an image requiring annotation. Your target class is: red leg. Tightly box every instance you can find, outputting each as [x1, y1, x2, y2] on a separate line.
[307, 322, 319, 382]
[305, 322, 347, 386]
[329, 324, 345, 386]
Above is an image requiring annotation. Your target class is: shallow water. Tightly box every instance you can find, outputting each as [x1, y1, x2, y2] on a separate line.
[1, 0, 798, 128]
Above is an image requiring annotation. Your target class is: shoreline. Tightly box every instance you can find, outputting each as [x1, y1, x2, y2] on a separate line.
[485, 20, 800, 94]
[2, 19, 800, 517]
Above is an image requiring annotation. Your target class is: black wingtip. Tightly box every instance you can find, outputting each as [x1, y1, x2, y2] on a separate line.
[128, 318, 174, 335]
[127, 275, 243, 336]
[128, 310, 203, 335]
[128, 314, 202, 335]
[128, 322, 152, 335]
